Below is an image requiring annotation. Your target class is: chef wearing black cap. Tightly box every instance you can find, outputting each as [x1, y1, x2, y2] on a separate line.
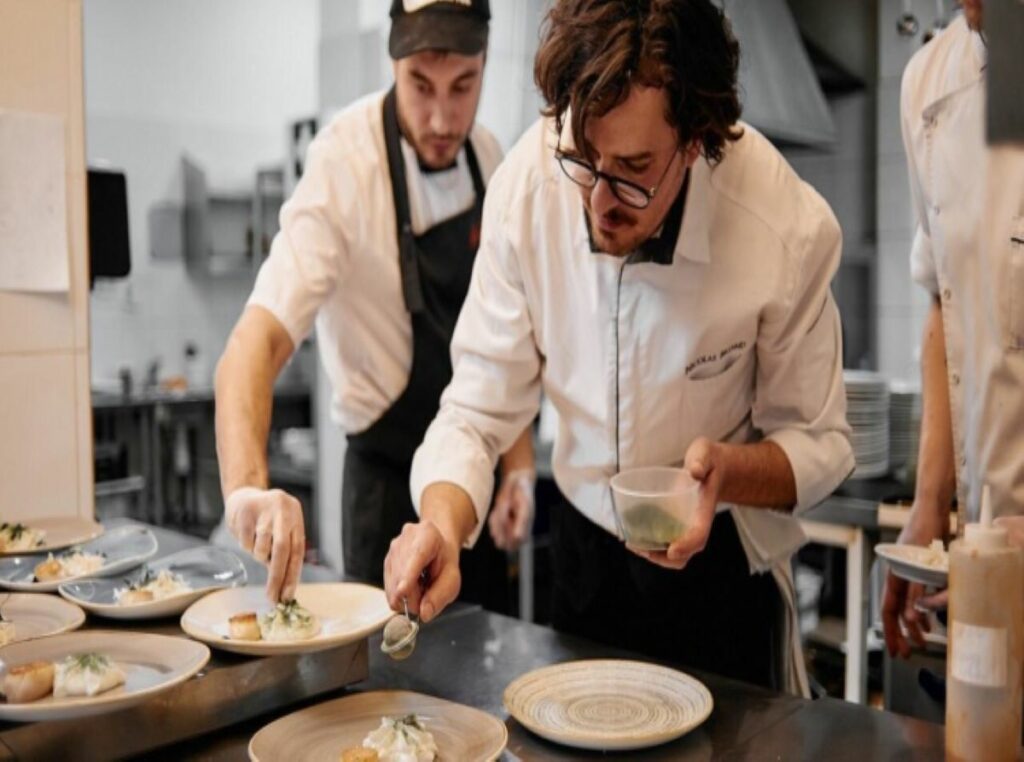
[215, 0, 535, 603]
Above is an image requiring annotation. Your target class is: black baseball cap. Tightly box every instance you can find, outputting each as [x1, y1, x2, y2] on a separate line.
[389, 0, 491, 59]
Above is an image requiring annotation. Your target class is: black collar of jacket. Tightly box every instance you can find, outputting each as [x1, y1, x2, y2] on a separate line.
[585, 169, 690, 265]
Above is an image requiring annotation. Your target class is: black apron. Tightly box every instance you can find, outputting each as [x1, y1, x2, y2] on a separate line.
[551, 494, 784, 690]
[340, 90, 507, 612]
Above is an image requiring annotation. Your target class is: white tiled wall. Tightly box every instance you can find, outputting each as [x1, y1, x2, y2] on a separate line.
[83, 0, 320, 387]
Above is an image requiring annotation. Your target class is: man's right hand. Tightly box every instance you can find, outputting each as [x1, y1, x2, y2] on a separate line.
[225, 487, 305, 603]
[384, 520, 462, 624]
[881, 503, 947, 659]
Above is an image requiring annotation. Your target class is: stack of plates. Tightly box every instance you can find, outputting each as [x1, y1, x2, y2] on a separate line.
[844, 370, 890, 480]
[889, 380, 921, 473]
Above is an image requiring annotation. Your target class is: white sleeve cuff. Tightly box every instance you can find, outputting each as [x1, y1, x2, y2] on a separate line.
[410, 427, 496, 549]
[767, 427, 855, 515]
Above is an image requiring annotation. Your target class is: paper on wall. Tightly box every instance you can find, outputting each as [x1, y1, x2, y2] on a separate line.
[0, 110, 70, 292]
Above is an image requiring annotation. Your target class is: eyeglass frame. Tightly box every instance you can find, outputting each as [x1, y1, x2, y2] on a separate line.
[554, 140, 681, 210]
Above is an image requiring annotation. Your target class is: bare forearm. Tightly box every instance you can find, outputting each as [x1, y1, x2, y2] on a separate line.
[715, 440, 797, 510]
[215, 307, 294, 497]
[913, 299, 956, 517]
[499, 426, 535, 477]
[420, 482, 478, 547]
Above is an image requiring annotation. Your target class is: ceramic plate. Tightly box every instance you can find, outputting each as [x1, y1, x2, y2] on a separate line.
[0, 593, 85, 643]
[180, 583, 392, 656]
[0, 526, 159, 592]
[248, 690, 507, 762]
[0, 517, 103, 556]
[58, 547, 247, 620]
[0, 630, 209, 722]
[875, 543, 949, 588]
[504, 660, 713, 752]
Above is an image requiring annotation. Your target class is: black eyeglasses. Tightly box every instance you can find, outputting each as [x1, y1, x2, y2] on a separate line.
[555, 143, 680, 210]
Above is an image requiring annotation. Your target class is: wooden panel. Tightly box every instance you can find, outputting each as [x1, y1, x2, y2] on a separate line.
[0, 0, 88, 355]
[0, 352, 80, 519]
[0, 0, 92, 521]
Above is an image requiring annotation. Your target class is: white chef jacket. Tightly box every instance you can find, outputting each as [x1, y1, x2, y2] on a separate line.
[411, 115, 855, 567]
[903, 16, 1024, 520]
[248, 90, 504, 434]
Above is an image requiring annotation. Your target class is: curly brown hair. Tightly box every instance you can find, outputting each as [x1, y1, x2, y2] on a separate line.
[534, 0, 743, 165]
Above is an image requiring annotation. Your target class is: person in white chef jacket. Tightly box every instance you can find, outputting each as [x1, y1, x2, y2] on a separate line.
[882, 0, 1024, 657]
[214, 0, 535, 605]
[384, 0, 854, 694]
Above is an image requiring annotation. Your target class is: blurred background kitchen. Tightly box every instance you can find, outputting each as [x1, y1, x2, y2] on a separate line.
[80, 0, 956, 714]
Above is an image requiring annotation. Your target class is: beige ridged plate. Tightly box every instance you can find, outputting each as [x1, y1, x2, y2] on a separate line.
[180, 583, 392, 656]
[504, 659, 713, 751]
[0, 630, 210, 722]
[248, 690, 508, 762]
[0, 517, 103, 556]
[0, 593, 86, 642]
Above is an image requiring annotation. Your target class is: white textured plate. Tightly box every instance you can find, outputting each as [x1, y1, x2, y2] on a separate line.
[0, 593, 86, 642]
[504, 660, 713, 751]
[180, 583, 392, 656]
[0, 526, 159, 592]
[248, 690, 507, 762]
[58, 547, 247, 619]
[875, 543, 949, 588]
[0, 630, 209, 722]
[0, 517, 103, 556]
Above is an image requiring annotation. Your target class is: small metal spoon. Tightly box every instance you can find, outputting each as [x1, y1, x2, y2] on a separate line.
[380, 596, 420, 660]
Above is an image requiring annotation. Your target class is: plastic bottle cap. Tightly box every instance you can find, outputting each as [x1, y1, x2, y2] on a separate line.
[965, 484, 1007, 550]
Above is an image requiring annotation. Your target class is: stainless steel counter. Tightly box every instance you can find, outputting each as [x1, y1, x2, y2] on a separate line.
[0, 521, 951, 760]
[154, 606, 947, 761]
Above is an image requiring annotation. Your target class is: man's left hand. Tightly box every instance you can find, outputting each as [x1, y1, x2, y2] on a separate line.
[488, 469, 535, 551]
[631, 437, 723, 570]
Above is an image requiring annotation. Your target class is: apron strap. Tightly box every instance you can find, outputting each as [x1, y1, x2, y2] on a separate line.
[383, 88, 425, 314]
[382, 88, 486, 315]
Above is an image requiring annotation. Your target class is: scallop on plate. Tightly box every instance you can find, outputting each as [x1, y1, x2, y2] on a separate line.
[0, 525, 158, 593]
[0, 630, 210, 722]
[180, 583, 392, 656]
[58, 547, 247, 620]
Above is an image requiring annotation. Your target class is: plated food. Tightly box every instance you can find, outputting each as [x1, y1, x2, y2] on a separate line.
[115, 568, 192, 605]
[249, 691, 507, 762]
[504, 659, 713, 751]
[875, 541, 949, 588]
[0, 630, 210, 722]
[181, 583, 391, 656]
[0, 523, 46, 554]
[59, 546, 247, 620]
[3, 652, 125, 704]
[0, 517, 103, 556]
[228, 600, 321, 642]
[0, 525, 158, 592]
[354, 714, 439, 762]
[33, 550, 105, 582]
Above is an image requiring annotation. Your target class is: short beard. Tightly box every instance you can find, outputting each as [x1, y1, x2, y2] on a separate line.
[397, 109, 466, 169]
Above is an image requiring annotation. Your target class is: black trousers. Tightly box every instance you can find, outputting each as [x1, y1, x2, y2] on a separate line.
[551, 498, 784, 690]
[341, 446, 509, 614]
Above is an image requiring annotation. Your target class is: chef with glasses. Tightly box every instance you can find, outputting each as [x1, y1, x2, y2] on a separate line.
[384, 0, 854, 695]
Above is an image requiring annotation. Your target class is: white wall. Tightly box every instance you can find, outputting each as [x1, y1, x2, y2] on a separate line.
[84, 0, 320, 386]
